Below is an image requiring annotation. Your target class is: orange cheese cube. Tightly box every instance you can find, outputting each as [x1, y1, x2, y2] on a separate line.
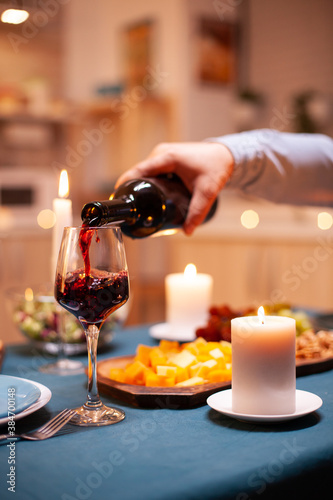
[175, 367, 189, 384]
[206, 368, 231, 383]
[136, 344, 153, 366]
[124, 360, 147, 385]
[145, 371, 163, 387]
[149, 348, 167, 369]
[159, 340, 180, 353]
[109, 368, 125, 383]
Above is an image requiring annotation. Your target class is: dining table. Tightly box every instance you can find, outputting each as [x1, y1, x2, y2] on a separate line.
[0, 324, 332, 500]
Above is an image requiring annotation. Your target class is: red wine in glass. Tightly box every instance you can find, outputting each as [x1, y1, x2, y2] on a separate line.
[54, 226, 129, 426]
[55, 269, 129, 328]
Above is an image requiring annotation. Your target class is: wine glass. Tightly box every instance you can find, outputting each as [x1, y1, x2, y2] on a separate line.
[54, 226, 129, 426]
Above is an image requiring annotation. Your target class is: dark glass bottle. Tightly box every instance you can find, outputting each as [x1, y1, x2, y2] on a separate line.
[81, 173, 218, 238]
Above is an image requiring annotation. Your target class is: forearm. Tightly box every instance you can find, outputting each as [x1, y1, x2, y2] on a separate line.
[209, 129, 333, 207]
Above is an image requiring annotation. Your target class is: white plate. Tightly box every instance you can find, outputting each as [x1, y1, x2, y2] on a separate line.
[0, 375, 41, 418]
[149, 323, 196, 342]
[207, 389, 323, 423]
[0, 378, 52, 426]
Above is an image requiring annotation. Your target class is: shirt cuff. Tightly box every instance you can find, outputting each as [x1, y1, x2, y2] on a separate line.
[206, 129, 274, 189]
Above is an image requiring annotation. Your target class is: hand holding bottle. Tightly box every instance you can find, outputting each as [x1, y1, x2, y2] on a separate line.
[115, 142, 234, 235]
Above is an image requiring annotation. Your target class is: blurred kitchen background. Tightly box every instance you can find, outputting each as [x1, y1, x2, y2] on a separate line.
[1, 0, 333, 343]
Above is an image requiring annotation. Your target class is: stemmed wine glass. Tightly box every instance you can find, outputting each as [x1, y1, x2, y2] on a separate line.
[54, 226, 129, 426]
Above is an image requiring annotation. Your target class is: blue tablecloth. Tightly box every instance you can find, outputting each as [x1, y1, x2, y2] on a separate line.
[0, 325, 332, 500]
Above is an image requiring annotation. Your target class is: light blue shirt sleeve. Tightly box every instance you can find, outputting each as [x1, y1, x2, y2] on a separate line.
[208, 129, 333, 207]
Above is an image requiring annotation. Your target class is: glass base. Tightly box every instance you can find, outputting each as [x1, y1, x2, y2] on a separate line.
[70, 403, 125, 426]
[39, 358, 85, 376]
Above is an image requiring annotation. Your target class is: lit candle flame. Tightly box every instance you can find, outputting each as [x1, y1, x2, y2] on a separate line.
[58, 170, 69, 198]
[1, 9, 29, 24]
[258, 306, 265, 324]
[25, 287, 34, 302]
[184, 263, 197, 279]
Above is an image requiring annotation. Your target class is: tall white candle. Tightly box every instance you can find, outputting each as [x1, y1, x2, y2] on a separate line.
[51, 170, 73, 278]
[231, 308, 296, 415]
[165, 264, 213, 339]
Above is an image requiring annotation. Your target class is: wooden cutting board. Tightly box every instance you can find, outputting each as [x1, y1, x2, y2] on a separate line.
[97, 355, 231, 409]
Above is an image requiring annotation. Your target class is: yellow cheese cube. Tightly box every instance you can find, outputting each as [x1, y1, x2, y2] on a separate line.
[183, 343, 200, 356]
[202, 359, 218, 369]
[209, 347, 225, 360]
[194, 364, 211, 379]
[156, 365, 177, 377]
[190, 363, 203, 377]
[169, 350, 196, 369]
[194, 337, 207, 348]
[176, 376, 205, 387]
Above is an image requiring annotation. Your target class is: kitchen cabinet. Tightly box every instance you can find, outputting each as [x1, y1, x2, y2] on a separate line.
[0, 112, 75, 168]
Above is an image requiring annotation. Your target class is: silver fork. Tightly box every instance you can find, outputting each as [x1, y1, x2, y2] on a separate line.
[0, 408, 76, 441]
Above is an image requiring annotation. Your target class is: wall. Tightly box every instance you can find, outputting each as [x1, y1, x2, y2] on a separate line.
[62, 0, 187, 97]
[62, 0, 238, 140]
[62, 0, 333, 140]
[248, 0, 333, 132]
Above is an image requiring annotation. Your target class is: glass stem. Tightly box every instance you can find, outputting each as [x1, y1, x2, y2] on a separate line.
[57, 307, 66, 362]
[85, 325, 102, 409]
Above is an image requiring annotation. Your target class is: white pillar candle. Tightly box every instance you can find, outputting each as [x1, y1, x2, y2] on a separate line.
[231, 308, 296, 415]
[165, 264, 213, 339]
[51, 170, 73, 278]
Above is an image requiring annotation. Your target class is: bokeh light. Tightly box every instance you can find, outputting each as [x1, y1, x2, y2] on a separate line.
[317, 212, 333, 230]
[37, 209, 56, 229]
[240, 209, 260, 229]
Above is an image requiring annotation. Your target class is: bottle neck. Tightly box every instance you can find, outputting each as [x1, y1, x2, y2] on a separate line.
[81, 199, 136, 227]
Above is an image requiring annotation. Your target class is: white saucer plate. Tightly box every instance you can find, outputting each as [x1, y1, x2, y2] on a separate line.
[0, 375, 41, 418]
[149, 323, 196, 342]
[0, 378, 52, 426]
[207, 389, 323, 423]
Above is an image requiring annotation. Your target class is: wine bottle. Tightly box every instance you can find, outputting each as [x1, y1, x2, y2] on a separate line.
[81, 173, 218, 238]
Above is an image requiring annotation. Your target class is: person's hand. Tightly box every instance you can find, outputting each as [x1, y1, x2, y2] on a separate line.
[115, 142, 234, 235]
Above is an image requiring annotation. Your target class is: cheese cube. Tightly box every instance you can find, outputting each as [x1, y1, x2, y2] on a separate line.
[156, 365, 177, 377]
[176, 376, 204, 387]
[149, 348, 167, 369]
[209, 348, 225, 360]
[169, 350, 196, 369]
[136, 344, 153, 366]
[159, 340, 180, 353]
[175, 367, 189, 384]
[109, 368, 125, 383]
[190, 363, 203, 377]
[202, 359, 218, 369]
